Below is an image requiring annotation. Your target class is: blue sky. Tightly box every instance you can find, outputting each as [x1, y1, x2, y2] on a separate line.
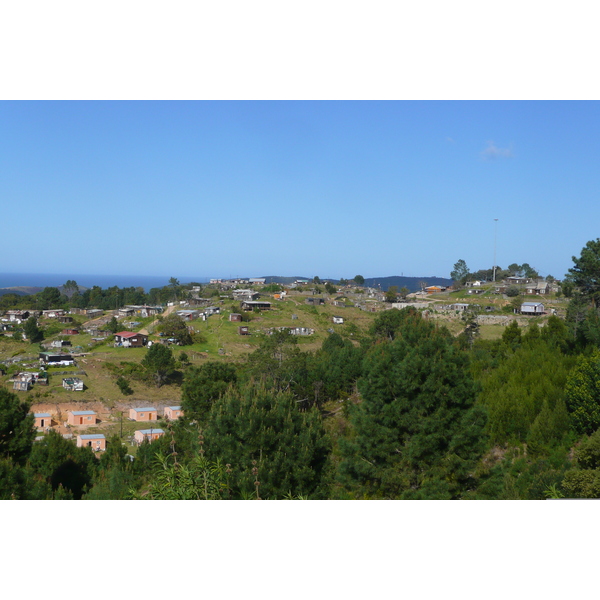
[1, 100, 598, 281]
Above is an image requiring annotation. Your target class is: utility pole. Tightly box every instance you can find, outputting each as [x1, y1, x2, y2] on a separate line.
[493, 218, 499, 282]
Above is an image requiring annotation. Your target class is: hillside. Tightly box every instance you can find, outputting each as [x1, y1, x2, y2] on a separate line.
[262, 275, 454, 291]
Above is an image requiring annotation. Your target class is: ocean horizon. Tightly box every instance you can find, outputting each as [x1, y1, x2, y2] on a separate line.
[0, 273, 210, 292]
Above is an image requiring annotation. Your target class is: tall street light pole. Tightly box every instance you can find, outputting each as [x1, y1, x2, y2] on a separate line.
[493, 218, 499, 282]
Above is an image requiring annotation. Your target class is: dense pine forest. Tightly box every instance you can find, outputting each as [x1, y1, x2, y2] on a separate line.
[3, 241, 600, 499]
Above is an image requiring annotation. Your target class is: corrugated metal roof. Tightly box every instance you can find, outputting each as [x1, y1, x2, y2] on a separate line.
[78, 434, 105, 440]
[71, 410, 96, 415]
[522, 302, 543, 306]
[138, 429, 164, 435]
[166, 406, 181, 410]
[34, 413, 51, 417]
[115, 331, 144, 338]
[132, 407, 156, 412]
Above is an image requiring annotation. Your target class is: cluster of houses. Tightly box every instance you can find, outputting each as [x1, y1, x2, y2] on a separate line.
[31, 405, 184, 452]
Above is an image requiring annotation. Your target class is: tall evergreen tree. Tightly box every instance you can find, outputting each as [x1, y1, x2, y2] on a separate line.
[203, 383, 331, 499]
[338, 313, 487, 499]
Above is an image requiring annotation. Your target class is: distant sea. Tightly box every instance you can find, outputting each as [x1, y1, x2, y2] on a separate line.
[0, 273, 209, 292]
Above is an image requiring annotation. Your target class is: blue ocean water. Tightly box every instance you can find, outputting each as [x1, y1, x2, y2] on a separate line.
[0, 273, 209, 292]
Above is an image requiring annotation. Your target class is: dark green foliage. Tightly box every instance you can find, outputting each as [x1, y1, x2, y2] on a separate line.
[565, 351, 600, 435]
[384, 285, 398, 303]
[353, 275, 365, 286]
[28, 431, 98, 499]
[130, 452, 229, 500]
[37, 287, 62, 310]
[159, 314, 193, 345]
[0, 458, 52, 500]
[116, 376, 134, 396]
[204, 383, 331, 499]
[568, 238, 600, 309]
[106, 316, 119, 333]
[339, 313, 487, 499]
[0, 389, 36, 465]
[501, 320, 521, 349]
[141, 343, 176, 387]
[561, 430, 600, 498]
[480, 341, 576, 445]
[24, 316, 43, 342]
[181, 362, 238, 424]
[243, 330, 310, 397]
[505, 285, 520, 297]
[450, 259, 469, 283]
[309, 333, 364, 405]
[369, 307, 419, 341]
[325, 282, 337, 295]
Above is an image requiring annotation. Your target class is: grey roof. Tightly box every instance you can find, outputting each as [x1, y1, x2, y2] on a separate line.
[34, 413, 51, 418]
[138, 429, 164, 435]
[166, 406, 181, 410]
[70, 410, 96, 415]
[78, 434, 105, 440]
[132, 407, 157, 412]
[522, 302, 544, 306]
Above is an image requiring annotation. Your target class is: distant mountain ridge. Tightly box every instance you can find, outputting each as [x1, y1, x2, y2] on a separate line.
[262, 275, 453, 292]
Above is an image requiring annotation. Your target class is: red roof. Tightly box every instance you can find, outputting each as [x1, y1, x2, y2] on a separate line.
[115, 331, 145, 338]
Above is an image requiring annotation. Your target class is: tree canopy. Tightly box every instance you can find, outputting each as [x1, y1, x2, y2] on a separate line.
[568, 238, 600, 309]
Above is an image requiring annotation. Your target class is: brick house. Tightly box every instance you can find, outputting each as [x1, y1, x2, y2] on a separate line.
[164, 406, 183, 420]
[134, 429, 165, 445]
[67, 410, 97, 426]
[129, 407, 158, 421]
[77, 434, 106, 452]
[114, 332, 149, 347]
[33, 413, 52, 430]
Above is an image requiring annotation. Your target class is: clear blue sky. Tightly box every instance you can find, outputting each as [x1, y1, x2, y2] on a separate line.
[1, 101, 598, 281]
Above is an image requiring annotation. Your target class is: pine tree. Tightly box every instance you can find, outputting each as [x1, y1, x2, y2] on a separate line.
[338, 314, 487, 499]
[203, 383, 331, 499]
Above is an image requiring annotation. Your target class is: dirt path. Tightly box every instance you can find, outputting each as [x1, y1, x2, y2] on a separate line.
[138, 304, 178, 335]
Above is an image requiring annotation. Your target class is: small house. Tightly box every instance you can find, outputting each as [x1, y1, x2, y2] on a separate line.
[114, 332, 148, 347]
[233, 289, 260, 301]
[61, 329, 79, 335]
[229, 313, 242, 322]
[57, 316, 74, 324]
[39, 351, 74, 365]
[67, 410, 97, 426]
[86, 309, 103, 318]
[129, 407, 158, 422]
[50, 339, 72, 348]
[134, 429, 165, 445]
[33, 413, 52, 430]
[519, 302, 545, 315]
[525, 281, 550, 295]
[42, 309, 66, 318]
[63, 377, 84, 391]
[241, 301, 271, 311]
[450, 303, 470, 311]
[332, 316, 344, 324]
[13, 380, 31, 391]
[305, 297, 325, 305]
[238, 326, 250, 335]
[77, 434, 106, 452]
[164, 406, 183, 420]
[425, 286, 444, 294]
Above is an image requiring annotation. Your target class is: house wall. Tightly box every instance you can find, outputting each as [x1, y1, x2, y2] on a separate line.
[129, 409, 158, 421]
[134, 430, 164, 444]
[77, 436, 106, 451]
[164, 407, 183, 420]
[67, 413, 96, 426]
[34, 415, 52, 430]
